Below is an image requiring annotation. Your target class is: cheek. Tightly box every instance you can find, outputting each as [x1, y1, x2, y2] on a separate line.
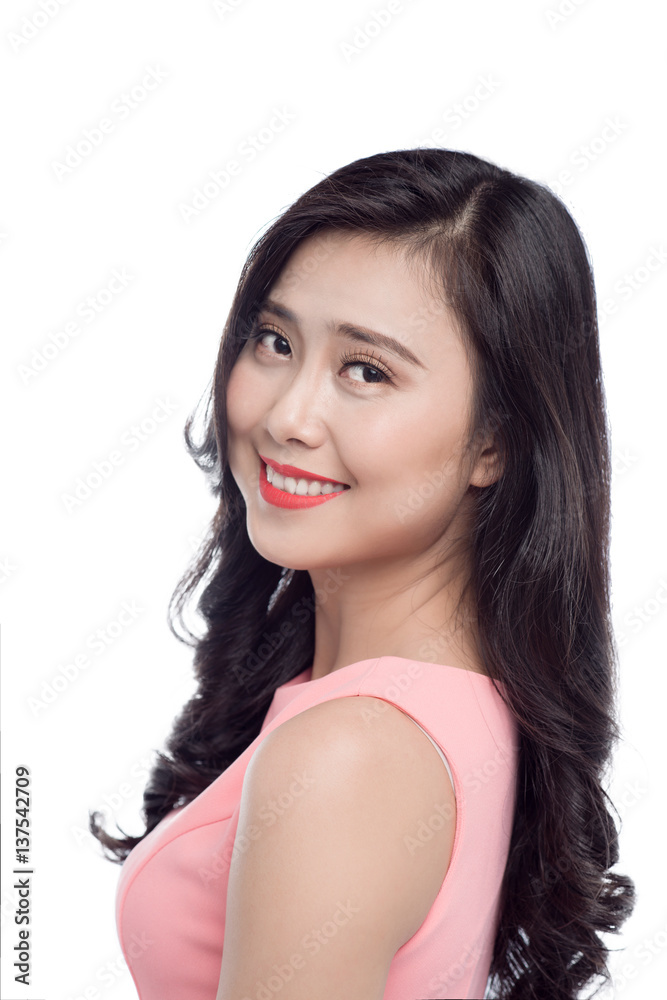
[359, 402, 464, 481]
[226, 358, 260, 434]
[353, 404, 468, 520]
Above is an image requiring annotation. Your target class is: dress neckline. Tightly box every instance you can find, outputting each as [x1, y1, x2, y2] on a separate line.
[279, 655, 494, 689]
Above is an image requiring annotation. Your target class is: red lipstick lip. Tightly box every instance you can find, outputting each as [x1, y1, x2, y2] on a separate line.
[258, 459, 349, 509]
[258, 453, 350, 487]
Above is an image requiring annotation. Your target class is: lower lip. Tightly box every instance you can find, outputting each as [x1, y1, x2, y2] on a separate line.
[258, 461, 349, 510]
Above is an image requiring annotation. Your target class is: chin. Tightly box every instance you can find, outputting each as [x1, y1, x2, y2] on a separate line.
[245, 526, 308, 571]
[252, 538, 344, 576]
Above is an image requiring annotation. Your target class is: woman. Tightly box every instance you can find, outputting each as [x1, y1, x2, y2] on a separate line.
[91, 148, 635, 999]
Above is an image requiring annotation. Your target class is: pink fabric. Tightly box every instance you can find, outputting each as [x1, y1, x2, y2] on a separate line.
[116, 656, 518, 998]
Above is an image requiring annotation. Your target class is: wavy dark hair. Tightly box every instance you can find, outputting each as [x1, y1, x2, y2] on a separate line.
[91, 147, 635, 998]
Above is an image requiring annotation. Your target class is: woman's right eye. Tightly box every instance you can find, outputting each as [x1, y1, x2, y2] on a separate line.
[251, 326, 291, 356]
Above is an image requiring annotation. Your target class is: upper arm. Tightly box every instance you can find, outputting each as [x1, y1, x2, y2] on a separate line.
[215, 696, 456, 1000]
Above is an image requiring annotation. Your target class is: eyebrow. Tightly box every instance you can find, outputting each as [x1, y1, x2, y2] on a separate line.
[259, 298, 425, 370]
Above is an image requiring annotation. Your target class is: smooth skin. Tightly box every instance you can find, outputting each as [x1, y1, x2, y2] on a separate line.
[215, 696, 457, 1000]
[218, 232, 503, 996]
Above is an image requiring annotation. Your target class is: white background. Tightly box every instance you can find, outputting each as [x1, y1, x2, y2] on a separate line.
[2, 1, 665, 997]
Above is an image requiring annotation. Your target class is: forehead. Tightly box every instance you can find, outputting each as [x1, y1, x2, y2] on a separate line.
[275, 231, 432, 294]
[269, 233, 452, 345]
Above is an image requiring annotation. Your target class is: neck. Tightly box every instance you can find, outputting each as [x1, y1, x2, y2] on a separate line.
[306, 548, 483, 681]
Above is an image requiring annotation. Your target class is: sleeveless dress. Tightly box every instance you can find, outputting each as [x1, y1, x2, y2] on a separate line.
[115, 656, 518, 999]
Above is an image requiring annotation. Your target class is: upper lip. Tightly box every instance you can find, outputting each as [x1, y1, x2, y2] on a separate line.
[259, 454, 350, 487]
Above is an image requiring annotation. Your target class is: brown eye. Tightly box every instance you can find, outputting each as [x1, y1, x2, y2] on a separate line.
[253, 326, 291, 356]
[340, 352, 394, 385]
[249, 327, 395, 387]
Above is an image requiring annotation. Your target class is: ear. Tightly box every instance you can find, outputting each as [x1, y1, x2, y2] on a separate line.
[469, 426, 505, 488]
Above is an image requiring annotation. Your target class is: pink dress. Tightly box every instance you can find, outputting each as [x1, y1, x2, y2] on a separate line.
[115, 656, 518, 999]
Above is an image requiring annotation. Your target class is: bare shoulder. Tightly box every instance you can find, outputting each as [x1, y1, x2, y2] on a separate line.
[216, 695, 456, 999]
[254, 695, 456, 843]
[258, 693, 453, 796]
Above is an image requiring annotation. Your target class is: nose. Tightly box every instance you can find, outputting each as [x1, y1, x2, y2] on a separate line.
[264, 360, 329, 452]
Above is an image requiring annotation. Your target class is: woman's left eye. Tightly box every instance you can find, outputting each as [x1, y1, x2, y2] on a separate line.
[249, 326, 395, 386]
[339, 352, 394, 385]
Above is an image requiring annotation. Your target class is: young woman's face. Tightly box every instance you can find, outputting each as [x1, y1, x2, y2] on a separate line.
[226, 232, 488, 573]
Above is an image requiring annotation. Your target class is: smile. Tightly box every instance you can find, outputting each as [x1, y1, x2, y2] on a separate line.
[258, 459, 350, 510]
[266, 462, 347, 496]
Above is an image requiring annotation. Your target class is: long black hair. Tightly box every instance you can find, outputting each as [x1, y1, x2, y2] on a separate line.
[91, 148, 635, 999]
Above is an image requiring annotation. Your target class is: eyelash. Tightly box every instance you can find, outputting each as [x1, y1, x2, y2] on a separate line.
[247, 325, 396, 385]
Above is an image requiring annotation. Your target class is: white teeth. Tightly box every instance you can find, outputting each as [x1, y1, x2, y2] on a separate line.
[265, 463, 346, 497]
